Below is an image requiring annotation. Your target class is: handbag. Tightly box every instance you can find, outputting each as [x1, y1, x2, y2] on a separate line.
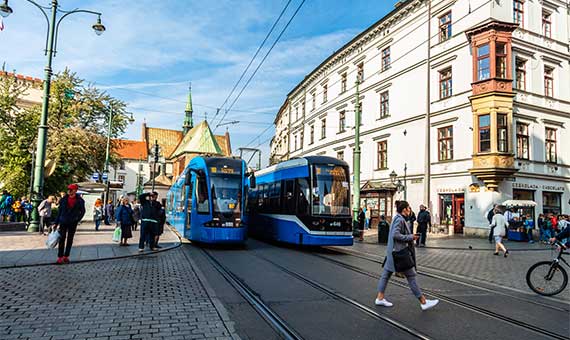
[391, 220, 415, 272]
[46, 230, 60, 249]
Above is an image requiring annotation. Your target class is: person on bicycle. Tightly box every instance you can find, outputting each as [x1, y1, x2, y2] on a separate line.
[550, 217, 569, 247]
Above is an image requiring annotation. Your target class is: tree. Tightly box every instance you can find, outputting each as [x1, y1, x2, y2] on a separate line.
[0, 69, 131, 198]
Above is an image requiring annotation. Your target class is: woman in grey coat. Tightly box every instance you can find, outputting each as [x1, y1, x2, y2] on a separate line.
[375, 200, 439, 311]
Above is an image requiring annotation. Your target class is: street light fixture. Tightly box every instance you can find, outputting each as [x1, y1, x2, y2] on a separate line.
[4, 0, 106, 232]
[0, 0, 12, 17]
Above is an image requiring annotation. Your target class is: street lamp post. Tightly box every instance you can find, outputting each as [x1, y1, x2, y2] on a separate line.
[352, 78, 362, 230]
[103, 104, 113, 207]
[1, 0, 106, 232]
[151, 140, 159, 192]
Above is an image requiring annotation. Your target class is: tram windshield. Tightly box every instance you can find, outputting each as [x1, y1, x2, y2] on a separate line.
[311, 164, 350, 216]
[210, 175, 242, 215]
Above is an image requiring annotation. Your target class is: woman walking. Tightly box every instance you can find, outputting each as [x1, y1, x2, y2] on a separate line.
[115, 198, 134, 246]
[93, 198, 104, 231]
[491, 206, 509, 257]
[375, 200, 439, 310]
[38, 195, 55, 235]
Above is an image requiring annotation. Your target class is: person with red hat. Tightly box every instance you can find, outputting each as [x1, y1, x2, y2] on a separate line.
[53, 183, 86, 264]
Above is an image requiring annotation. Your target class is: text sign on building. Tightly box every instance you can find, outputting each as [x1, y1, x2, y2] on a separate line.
[513, 183, 565, 192]
[436, 187, 464, 193]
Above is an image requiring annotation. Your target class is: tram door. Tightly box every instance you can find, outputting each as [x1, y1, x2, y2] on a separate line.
[185, 177, 194, 233]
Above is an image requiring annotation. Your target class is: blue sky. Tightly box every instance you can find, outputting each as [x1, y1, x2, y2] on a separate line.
[1, 0, 398, 166]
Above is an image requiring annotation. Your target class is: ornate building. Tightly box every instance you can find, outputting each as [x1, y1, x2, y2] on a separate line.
[269, 0, 570, 236]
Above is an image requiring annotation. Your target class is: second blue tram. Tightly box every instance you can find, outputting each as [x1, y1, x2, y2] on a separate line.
[166, 156, 247, 244]
[245, 156, 353, 246]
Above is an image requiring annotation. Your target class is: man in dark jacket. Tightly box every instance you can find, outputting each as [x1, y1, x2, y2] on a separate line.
[138, 192, 163, 251]
[416, 205, 431, 247]
[487, 204, 497, 243]
[54, 184, 86, 264]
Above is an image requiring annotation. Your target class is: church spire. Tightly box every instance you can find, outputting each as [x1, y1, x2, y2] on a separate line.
[183, 82, 193, 134]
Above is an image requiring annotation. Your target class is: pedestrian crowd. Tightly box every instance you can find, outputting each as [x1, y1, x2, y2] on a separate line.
[0, 190, 33, 225]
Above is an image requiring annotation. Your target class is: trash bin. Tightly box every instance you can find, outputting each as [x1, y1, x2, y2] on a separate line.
[378, 222, 389, 244]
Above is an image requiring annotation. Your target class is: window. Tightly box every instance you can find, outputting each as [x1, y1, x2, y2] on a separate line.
[300, 131, 304, 149]
[497, 114, 508, 152]
[295, 106, 299, 120]
[542, 10, 551, 38]
[380, 91, 389, 118]
[357, 63, 364, 82]
[382, 47, 391, 71]
[439, 68, 452, 99]
[337, 150, 344, 161]
[118, 175, 126, 183]
[515, 58, 526, 90]
[544, 66, 553, 97]
[545, 127, 557, 163]
[479, 115, 491, 152]
[439, 12, 452, 42]
[513, 0, 524, 27]
[301, 101, 306, 115]
[516, 123, 529, 159]
[438, 126, 453, 161]
[294, 134, 298, 150]
[119, 161, 126, 170]
[323, 84, 328, 103]
[321, 118, 326, 139]
[495, 43, 507, 78]
[312, 92, 316, 110]
[196, 175, 210, 214]
[341, 73, 347, 93]
[339, 111, 346, 132]
[309, 125, 314, 144]
[477, 44, 490, 80]
[377, 141, 388, 169]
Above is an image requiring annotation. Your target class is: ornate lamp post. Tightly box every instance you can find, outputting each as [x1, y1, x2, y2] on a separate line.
[1, 0, 106, 232]
[390, 169, 406, 201]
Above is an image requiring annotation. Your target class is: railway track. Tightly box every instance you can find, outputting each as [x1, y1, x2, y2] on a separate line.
[202, 248, 431, 340]
[324, 246, 570, 313]
[310, 250, 569, 340]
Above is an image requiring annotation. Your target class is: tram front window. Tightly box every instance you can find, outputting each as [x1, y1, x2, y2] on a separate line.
[311, 165, 350, 216]
[211, 175, 242, 215]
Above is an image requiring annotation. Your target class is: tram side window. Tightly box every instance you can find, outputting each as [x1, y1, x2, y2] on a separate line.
[196, 175, 210, 214]
[297, 178, 310, 216]
[178, 182, 186, 213]
[284, 180, 295, 214]
[247, 186, 257, 213]
[273, 181, 281, 214]
[187, 181, 193, 212]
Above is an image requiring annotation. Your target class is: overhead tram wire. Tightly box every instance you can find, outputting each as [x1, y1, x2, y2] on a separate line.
[213, 0, 307, 132]
[240, 0, 492, 148]
[211, 0, 294, 124]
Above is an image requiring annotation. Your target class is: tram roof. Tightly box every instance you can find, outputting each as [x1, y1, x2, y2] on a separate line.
[255, 156, 348, 177]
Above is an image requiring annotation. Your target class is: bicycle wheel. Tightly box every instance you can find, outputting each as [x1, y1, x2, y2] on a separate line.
[526, 261, 568, 296]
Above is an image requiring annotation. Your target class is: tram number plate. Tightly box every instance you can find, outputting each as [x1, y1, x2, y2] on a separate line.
[330, 221, 341, 227]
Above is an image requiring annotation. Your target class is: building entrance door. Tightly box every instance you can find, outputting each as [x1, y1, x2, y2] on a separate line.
[439, 193, 465, 234]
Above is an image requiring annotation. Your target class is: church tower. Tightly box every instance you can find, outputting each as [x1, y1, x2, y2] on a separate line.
[183, 83, 193, 134]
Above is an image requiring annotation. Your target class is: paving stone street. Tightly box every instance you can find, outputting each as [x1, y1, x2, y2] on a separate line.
[0, 247, 238, 340]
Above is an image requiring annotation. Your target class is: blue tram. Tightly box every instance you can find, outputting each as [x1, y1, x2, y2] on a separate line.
[166, 156, 247, 244]
[244, 156, 353, 246]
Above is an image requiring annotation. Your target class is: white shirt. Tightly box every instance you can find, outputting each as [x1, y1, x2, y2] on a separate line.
[491, 213, 509, 236]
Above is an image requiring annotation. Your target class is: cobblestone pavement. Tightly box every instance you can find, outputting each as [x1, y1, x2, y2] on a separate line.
[347, 241, 570, 301]
[0, 223, 179, 267]
[0, 247, 238, 340]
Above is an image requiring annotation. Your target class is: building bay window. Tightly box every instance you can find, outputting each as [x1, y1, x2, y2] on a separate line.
[477, 44, 490, 80]
[497, 114, 508, 152]
[478, 115, 491, 152]
[495, 43, 507, 78]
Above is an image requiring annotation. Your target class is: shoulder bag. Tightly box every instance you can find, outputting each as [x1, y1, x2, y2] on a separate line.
[392, 219, 415, 272]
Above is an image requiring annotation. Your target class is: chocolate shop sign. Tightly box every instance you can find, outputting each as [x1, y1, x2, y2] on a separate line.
[513, 182, 565, 192]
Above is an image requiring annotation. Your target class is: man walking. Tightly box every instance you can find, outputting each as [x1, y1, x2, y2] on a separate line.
[416, 205, 431, 247]
[487, 204, 497, 244]
[138, 191, 163, 251]
[53, 184, 86, 264]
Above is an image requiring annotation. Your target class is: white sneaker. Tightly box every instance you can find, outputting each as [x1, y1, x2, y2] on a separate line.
[374, 298, 393, 307]
[420, 299, 439, 311]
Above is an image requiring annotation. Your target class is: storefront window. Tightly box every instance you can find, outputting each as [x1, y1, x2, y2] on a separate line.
[512, 189, 535, 220]
[542, 192, 561, 215]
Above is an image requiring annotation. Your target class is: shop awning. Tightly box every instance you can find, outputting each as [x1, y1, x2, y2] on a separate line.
[360, 180, 397, 192]
[502, 199, 537, 208]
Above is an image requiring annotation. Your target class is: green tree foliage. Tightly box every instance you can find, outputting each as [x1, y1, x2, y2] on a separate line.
[0, 69, 131, 197]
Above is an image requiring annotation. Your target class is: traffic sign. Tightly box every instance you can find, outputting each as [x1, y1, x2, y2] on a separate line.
[92, 172, 100, 180]
[102, 172, 108, 181]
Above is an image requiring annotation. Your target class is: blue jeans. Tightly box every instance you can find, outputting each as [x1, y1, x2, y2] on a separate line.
[95, 219, 101, 231]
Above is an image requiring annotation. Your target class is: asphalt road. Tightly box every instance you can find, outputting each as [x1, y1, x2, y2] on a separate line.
[188, 238, 570, 340]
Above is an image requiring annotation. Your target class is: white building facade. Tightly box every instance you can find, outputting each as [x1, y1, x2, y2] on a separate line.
[270, 0, 570, 236]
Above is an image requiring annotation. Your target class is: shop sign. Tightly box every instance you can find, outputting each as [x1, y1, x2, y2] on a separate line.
[513, 182, 565, 192]
[436, 187, 464, 193]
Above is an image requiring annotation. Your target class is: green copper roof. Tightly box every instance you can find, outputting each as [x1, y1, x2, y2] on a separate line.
[171, 120, 222, 158]
[185, 83, 193, 113]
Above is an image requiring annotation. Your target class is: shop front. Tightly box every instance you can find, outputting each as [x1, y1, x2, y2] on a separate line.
[437, 188, 465, 234]
[512, 182, 566, 216]
[360, 180, 397, 228]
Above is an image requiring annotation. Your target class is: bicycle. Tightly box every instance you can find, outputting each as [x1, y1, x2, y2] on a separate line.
[526, 240, 569, 296]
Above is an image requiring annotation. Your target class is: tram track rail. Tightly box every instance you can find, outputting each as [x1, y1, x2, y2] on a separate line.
[201, 248, 304, 340]
[324, 246, 570, 313]
[310, 250, 569, 340]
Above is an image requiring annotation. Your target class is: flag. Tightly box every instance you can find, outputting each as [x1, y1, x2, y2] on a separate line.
[0, 17, 4, 31]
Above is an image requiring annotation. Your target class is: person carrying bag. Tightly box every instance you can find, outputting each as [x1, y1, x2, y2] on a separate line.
[374, 200, 439, 311]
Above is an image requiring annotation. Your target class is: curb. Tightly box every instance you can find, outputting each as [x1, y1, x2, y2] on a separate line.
[0, 228, 182, 270]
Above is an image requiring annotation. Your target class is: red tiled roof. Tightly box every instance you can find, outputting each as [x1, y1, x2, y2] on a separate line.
[0, 72, 43, 84]
[112, 139, 148, 160]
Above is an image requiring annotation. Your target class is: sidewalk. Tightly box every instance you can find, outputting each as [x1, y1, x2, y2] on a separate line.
[0, 221, 180, 268]
[361, 228, 550, 251]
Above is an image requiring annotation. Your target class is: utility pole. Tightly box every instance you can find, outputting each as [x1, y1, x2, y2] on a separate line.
[424, 0, 432, 209]
[151, 140, 159, 192]
[352, 78, 361, 229]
